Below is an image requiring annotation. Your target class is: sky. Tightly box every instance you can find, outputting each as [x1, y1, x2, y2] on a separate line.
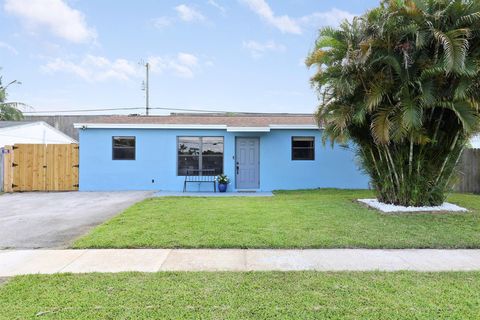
[0, 0, 380, 115]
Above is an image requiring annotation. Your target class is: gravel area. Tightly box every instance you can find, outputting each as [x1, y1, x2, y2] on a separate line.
[358, 199, 468, 213]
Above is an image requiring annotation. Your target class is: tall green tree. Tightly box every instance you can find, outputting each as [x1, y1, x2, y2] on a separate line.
[307, 0, 480, 206]
[0, 75, 23, 121]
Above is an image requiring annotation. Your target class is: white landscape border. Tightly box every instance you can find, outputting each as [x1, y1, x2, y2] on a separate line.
[358, 198, 468, 213]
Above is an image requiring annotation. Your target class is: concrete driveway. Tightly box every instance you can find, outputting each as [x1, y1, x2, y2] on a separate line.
[0, 192, 152, 249]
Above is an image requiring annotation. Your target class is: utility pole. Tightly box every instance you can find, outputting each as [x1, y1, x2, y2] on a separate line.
[145, 62, 150, 116]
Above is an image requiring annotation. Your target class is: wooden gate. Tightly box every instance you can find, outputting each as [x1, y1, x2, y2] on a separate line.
[2, 144, 79, 192]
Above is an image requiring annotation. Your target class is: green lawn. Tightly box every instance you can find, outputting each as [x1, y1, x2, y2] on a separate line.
[73, 189, 480, 249]
[0, 272, 479, 319]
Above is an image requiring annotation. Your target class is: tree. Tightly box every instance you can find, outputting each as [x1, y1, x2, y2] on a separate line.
[0, 75, 23, 121]
[307, 0, 480, 206]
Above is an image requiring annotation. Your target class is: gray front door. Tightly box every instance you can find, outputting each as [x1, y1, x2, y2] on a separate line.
[236, 137, 259, 189]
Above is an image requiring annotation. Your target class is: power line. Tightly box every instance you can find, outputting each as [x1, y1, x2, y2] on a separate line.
[23, 107, 144, 114]
[21, 106, 261, 114]
[150, 106, 233, 113]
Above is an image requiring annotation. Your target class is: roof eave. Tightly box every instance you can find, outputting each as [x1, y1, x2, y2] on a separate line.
[74, 123, 228, 129]
[74, 123, 321, 130]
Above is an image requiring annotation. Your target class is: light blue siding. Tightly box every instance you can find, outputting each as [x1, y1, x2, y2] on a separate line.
[79, 128, 369, 191]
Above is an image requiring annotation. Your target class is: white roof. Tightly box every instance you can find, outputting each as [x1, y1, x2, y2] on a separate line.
[0, 121, 76, 147]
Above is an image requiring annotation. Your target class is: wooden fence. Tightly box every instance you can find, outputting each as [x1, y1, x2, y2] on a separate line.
[457, 149, 480, 194]
[0, 148, 4, 192]
[2, 144, 79, 192]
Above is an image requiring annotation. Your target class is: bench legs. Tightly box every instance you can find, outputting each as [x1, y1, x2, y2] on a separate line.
[183, 181, 216, 192]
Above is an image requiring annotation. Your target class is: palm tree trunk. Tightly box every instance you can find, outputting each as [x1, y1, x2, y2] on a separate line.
[435, 131, 460, 185]
[442, 145, 465, 190]
[432, 108, 444, 143]
[408, 136, 414, 176]
[367, 147, 382, 179]
[385, 146, 401, 190]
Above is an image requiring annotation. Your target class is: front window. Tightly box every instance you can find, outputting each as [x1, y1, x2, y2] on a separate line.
[178, 137, 223, 175]
[112, 136, 135, 160]
[292, 136, 315, 160]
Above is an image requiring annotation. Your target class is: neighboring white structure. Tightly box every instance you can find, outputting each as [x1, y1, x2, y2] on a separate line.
[0, 121, 76, 147]
[470, 134, 480, 149]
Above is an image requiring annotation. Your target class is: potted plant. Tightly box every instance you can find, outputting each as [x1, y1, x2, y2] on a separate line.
[216, 174, 230, 193]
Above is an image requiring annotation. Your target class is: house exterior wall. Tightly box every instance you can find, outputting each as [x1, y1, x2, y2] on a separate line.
[78, 128, 369, 191]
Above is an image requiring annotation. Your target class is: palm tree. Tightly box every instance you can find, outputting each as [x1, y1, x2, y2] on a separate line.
[307, 0, 480, 206]
[0, 76, 24, 121]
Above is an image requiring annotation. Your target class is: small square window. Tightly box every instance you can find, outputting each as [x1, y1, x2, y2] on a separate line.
[112, 136, 135, 160]
[292, 136, 315, 160]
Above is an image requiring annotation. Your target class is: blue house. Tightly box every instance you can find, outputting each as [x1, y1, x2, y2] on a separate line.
[75, 114, 369, 192]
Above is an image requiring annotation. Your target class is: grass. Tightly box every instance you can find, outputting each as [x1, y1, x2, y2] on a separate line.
[1, 272, 479, 319]
[73, 189, 480, 249]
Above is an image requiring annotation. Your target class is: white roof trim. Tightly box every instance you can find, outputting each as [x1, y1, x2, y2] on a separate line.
[74, 123, 320, 130]
[227, 127, 271, 132]
[269, 124, 319, 129]
[74, 123, 228, 129]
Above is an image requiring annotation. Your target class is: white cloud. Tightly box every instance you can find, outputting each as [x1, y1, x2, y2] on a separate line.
[207, 0, 226, 15]
[42, 52, 204, 81]
[152, 4, 208, 30]
[41, 55, 140, 82]
[0, 41, 18, 55]
[299, 8, 355, 28]
[152, 16, 174, 29]
[177, 53, 199, 67]
[240, 0, 355, 35]
[239, 0, 301, 34]
[148, 53, 200, 79]
[243, 40, 285, 58]
[4, 0, 96, 43]
[175, 4, 206, 22]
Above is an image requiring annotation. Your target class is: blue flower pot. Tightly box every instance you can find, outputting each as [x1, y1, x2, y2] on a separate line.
[218, 183, 228, 193]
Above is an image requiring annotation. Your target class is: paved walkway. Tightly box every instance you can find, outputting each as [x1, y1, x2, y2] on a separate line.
[2, 249, 480, 276]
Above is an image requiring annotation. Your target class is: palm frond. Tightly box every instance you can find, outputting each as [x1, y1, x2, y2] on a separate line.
[455, 12, 480, 27]
[371, 108, 392, 144]
[432, 28, 471, 73]
[0, 103, 24, 121]
[365, 84, 386, 111]
[401, 99, 423, 129]
[417, 80, 437, 107]
[440, 101, 480, 132]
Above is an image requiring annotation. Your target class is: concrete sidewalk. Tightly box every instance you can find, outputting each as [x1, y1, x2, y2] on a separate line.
[2, 249, 480, 276]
